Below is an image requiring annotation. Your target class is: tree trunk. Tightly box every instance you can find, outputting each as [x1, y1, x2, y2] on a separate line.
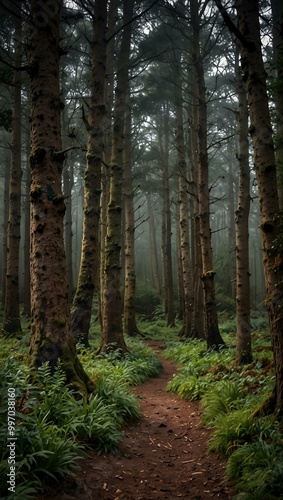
[175, 81, 194, 338]
[71, 0, 107, 347]
[23, 143, 31, 317]
[235, 50, 252, 365]
[191, 87, 205, 340]
[99, 0, 117, 329]
[123, 87, 141, 336]
[159, 105, 175, 326]
[175, 200, 184, 320]
[148, 194, 162, 298]
[235, 0, 283, 416]
[63, 164, 74, 302]
[271, 0, 283, 209]
[191, 0, 225, 349]
[1, 156, 10, 309]
[3, 3, 22, 334]
[216, 0, 283, 416]
[29, 0, 94, 395]
[227, 139, 236, 299]
[100, 0, 135, 353]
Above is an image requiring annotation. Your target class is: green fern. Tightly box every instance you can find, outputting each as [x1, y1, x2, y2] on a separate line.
[201, 381, 245, 425]
[208, 409, 254, 456]
[227, 438, 283, 498]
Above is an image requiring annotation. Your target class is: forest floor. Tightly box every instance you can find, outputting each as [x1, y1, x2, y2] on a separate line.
[39, 340, 234, 500]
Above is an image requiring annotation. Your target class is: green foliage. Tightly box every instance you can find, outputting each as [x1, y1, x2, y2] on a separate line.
[227, 438, 283, 499]
[201, 381, 246, 425]
[167, 370, 214, 400]
[0, 335, 162, 497]
[164, 329, 281, 499]
[207, 409, 255, 456]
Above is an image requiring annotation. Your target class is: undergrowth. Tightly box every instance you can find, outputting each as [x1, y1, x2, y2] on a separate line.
[0, 334, 162, 499]
[164, 328, 283, 499]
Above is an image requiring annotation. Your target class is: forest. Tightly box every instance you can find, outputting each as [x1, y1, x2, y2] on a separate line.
[0, 0, 283, 498]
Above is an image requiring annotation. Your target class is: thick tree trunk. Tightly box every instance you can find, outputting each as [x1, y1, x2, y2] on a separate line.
[100, 0, 135, 353]
[271, 0, 283, 209]
[123, 89, 141, 336]
[29, 0, 94, 395]
[235, 0, 283, 416]
[235, 51, 252, 365]
[191, 0, 225, 349]
[71, 0, 107, 347]
[3, 4, 22, 334]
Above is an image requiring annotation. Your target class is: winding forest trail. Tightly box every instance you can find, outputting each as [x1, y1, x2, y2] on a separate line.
[45, 341, 233, 500]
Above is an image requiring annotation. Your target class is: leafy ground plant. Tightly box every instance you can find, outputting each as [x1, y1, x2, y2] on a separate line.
[0, 334, 162, 498]
[163, 332, 282, 498]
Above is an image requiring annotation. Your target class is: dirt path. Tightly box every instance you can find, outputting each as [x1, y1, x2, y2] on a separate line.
[43, 341, 233, 500]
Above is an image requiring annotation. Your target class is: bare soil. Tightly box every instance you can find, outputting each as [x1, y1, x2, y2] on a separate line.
[41, 341, 234, 500]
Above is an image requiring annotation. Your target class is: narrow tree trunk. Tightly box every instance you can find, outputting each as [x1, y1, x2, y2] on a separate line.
[123, 88, 141, 336]
[100, 0, 135, 353]
[23, 146, 31, 317]
[159, 106, 175, 326]
[3, 4, 22, 334]
[148, 194, 162, 298]
[191, 90, 205, 340]
[99, 0, 117, 328]
[29, 0, 94, 395]
[175, 200, 184, 320]
[71, 0, 107, 347]
[235, 50, 252, 365]
[64, 164, 74, 302]
[191, 0, 225, 349]
[175, 84, 194, 338]
[227, 139, 236, 299]
[1, 156, 10, 308]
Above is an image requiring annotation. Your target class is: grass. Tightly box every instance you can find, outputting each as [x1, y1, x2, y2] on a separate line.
[163, 322, 283, 499]
[0, 313, 280, 499]
[0, 328, 162, 498]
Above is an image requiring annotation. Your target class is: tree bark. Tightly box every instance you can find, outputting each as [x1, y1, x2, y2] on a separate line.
[3, 3, 22, 334]
[100, 0, 118, 329]
[1, 156, 10, 309]
[216, 0, 283, 416]
[271, 0, 283, 209]
[29, 0, 94, 395]
[159, 105, 175, 326]
[191, 0, 225, 349]
[123, 87, 141, 336]
[236, 0, 283, 416]
[148, 194, 162, 298]
[175, 79, 194, 338]
[100, 0, 135, 353]
[235, 49, 252, 365]
[23, 143, 31, 317]
[71, 0, 107, 347]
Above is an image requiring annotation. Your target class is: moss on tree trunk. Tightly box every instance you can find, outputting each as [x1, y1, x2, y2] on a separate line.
[28, 0, 94, 395]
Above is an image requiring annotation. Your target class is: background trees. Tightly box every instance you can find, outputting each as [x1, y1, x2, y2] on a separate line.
[0, 0, 281, 404]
